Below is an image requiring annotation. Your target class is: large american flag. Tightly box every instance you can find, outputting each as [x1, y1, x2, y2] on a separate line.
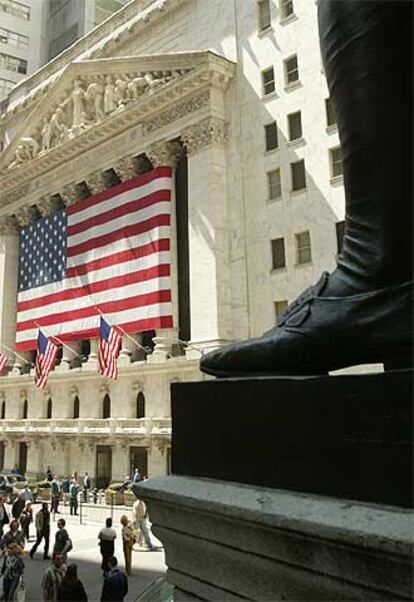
[15, 167, 173, 351]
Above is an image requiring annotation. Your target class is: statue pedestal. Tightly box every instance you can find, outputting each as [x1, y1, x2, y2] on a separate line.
[137, 370, 413, 600]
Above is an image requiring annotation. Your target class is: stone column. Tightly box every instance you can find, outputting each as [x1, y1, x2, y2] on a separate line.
[113, 156, 139, 182]
[182, 118, 232, 357]
[57, 341, 82, 371]
[0, 216, 20, 371]
[112, 441, 129, 482]
[147, 444, 168, 478]
[146, 140, 183, 362]
[84, 339, 99, 371]
[3, 439, 17, 473]
[26, 440, 42, 479]
[60, 183, 80, 207]
[86, 171, 108, 196]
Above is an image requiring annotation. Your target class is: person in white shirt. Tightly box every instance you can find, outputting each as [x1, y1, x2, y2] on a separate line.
[98, 518, 117, 577]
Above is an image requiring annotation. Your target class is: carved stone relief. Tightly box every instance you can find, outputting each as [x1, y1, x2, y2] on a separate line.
[4, 69, 189, 172]
[181, 117, 229, 154]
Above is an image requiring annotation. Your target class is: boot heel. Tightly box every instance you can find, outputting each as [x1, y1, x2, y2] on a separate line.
[383, 349, 413, 371]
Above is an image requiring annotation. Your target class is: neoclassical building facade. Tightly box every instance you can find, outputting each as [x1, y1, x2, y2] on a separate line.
[0, 0, 344, 484]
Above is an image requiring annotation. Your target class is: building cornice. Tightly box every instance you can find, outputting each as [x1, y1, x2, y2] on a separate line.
[0, 0, 191, 127]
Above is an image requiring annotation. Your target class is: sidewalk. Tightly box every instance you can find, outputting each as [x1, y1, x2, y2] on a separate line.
[19, 505, 166, 601]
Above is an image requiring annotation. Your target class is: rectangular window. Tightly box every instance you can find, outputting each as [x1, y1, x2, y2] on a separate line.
[284, 55, 299, 85]
[274, 300, 288, 323]
[336, 220, 345, 253]
[0, 52, 27, 74]
[325, 97, 336, 127]
[288, 111, 302, 141]
[258, 0, 271, 32]
[264, 121, 278, 151]
[262, 66, 275, 96]
[280, 0, 294, 20]
[0, 0, 30, 20]
[0, 27, 28, 48]
[291, 159, 306, 191]
[330, 146, 343, 178]
[267, 168, 282, 200]
[0, 77, 14, 101]
[271, 237, 286, 270]
[296, 231, 312, 264]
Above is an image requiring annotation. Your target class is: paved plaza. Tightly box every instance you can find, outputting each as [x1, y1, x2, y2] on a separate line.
[9, 502, 166, 602]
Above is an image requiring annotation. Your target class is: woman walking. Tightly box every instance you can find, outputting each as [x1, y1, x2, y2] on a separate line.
[120, 516, 135, 577]
[57, 563, 88, 601]
[1, 543, 25, 601]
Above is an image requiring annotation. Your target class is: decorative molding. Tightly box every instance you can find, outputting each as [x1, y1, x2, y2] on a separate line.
[147, 140, 183, 168]
[100, 383, 110, 395]
[2, 184, 30, 208]
[86, 171, 107, 195]
[36, 195, 56, 217]
[60, 183, 79, 207]
[14, 206, 37, 227]
[142, 91, 210, 135]
[0, 216, 18, 234]
[114, 156, 139, 181]
[181, 117, 229, 154]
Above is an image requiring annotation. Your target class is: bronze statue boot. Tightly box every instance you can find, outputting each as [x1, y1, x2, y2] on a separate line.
[200, 273, 413, 377]
[200, 0, 413, 377]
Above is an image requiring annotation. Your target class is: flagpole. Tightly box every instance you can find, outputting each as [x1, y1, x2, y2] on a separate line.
[0, 342, 31, 365]
[94, 307, 149, 355]
[33, 322, 82, 358]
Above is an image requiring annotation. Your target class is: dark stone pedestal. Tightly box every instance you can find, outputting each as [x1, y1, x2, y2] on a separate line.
[137, 370, 413, 600]
[172, 369, 413, 508]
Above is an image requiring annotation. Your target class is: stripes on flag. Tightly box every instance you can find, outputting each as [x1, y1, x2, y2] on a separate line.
[0, 353, 7, 376]
[35, 330, 59, 389]
[98, 317, 122, 380]
[16, 167, 174, 350]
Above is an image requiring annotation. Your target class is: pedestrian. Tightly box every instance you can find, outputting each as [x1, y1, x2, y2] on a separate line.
[30, 502, 50, 560]
[82, 472, 91, 503]
[46, 466, 53, 482]
[121, 475, 130, 490]
[51, 476, 61, 515]
[61, 476, 70, 507]
[100, 556, 128, 602]
[20, 501, 33, 541]
[0, 495, 10, 538]
[11, 465, 20, 476]
[132, 468, 142, 483]
[42, 553, 67, 602]
[53, 519, 72, 564]
[20, 485, 33, 503]
[98, 518, 117, 577]
[11, 494, 25, 520]
[3, 519, 25, 548]
[132, 498, 156, 550]
[120, 515, 135, 576]
[57, 563, 88, 601]
[69, 480, 79, 516]
[1, 543, 25, 601]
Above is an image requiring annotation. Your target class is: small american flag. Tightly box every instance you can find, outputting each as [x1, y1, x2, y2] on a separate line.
[0, 353, 7, 375]
[16, 167, 173, 350]
[99, 317, 122, 380]
[35, 330, 59, 389]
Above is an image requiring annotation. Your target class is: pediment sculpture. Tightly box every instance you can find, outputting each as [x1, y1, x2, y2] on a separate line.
[6, 67, 190, 171]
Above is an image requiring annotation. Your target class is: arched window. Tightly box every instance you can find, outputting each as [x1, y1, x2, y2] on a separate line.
[22, 399, 28, 419]
[73, 395, 80, 419]
[102, 394, 111, 419]
[136, 392, 145, 418]
[46, 398, 52, 419]
[1, 401, 5, 420]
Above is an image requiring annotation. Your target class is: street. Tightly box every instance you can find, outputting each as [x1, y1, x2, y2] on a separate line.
[9, 503, 166, 602]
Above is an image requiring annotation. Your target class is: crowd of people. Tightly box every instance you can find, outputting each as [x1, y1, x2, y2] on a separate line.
[0, 466, 156, 601]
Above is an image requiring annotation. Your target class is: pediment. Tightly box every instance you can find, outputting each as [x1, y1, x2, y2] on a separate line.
[0, 51, 235, 178]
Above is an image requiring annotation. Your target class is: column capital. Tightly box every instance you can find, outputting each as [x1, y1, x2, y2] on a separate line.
[14, 206, 37, 227]
[60, 183, 79, 207]
[147, 140, 183, 168]
[114, 156, 138, 181]
[37, 195, 57, 217]
[0, 215, 18, 234]
[86, 171, 107, 196]
[182, 117, 228, 155]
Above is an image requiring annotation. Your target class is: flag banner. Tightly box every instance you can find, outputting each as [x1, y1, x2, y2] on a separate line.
[35, 330, 59, 389]
[99, 316, 122, 380]
[15, 167, 173, 350]
[0, 353, 7, 375]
